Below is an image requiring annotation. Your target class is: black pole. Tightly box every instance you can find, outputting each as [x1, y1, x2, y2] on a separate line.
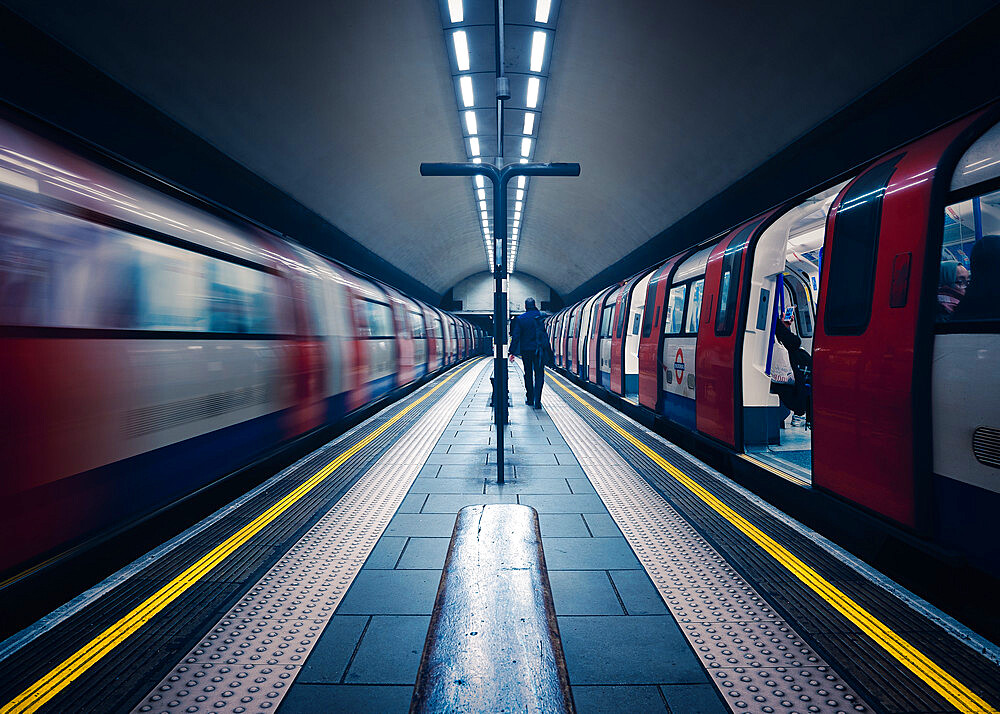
[420, 162, 580, 484]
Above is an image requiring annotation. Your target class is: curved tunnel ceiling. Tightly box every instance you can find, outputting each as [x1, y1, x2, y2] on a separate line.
[3, 0, 994, 296]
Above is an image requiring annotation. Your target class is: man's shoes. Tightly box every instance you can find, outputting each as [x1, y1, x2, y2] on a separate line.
[533, 403, 542, 409]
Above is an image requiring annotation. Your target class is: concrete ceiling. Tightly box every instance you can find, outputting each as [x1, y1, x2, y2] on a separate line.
[2, 0, 995, 295]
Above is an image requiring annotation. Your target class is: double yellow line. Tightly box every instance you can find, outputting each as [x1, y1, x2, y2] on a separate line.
[548, 371, 994, 714]
[2, 359, 483, 714]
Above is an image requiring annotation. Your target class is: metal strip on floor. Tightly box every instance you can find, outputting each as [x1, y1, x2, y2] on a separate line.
[542, 383, 873, 714]
[130, 359, 487, 714]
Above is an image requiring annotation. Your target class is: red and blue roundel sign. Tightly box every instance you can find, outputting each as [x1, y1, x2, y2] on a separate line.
[674, 348, 685, 383]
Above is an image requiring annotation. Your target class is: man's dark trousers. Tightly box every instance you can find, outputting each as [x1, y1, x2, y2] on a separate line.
[521, 349, 544, 407]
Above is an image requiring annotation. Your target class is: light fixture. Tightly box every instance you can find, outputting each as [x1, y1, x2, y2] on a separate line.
[515, 200, 523, 212]
[516, 189, 524, 201]
[530, 31, 546, 72]
[482, 218, 489, 227]
[514, 210, 522, 220]
[469, 137, 480, 156]
[526, 77, 540, 108]
[472, 157, 482, 163]
[481, 210, 488, 220]
[477, 188, 486, 200]
[521, 137, 531, 157]
[449, 0, 463, 23]
[453, 31, 470, 71]
[523, 113, 535, 135]
[519, 158, 528, 164]
[517, 176, 526, 189]
[475, 175, 484, 189]
[464, 110, 477, 134]
[535, 0, 551, 23]
[460, 76, 474, 107]
[479, 200, 487, 211]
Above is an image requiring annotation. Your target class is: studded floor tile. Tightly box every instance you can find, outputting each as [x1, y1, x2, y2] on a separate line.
[130, 361, 486, 714]
[542, 387, 870, 714]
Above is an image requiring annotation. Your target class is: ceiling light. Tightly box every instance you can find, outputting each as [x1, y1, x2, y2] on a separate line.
[516, 189, 524, 201]
[515, 200, 523, 212]
[475, 175, 484, 189]
[481, 210, 488, 220]
[449, 0, 463, 23]
[514, 210, 522, 220]
[477, 188, 486, 200]
[535, 0, 551, 23]
[479, 200, 487, 211]
[465, 110, 477, 134]
[526, 77, 540, 108]
[530, 31, 546, 72]
[469, 136, 480, 155]
[460, 76, 474, 107]
[519, 158, 528, 164]
[453, 31, 470, 71]
[517, 176, 526, 189]
[482, 219, 489, 227]
[523, 113, 535, 135]
[472, 157, 482, 163]
[521, 137, 531, 157]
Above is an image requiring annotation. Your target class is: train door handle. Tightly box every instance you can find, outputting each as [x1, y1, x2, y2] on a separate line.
[890, 252, 911, 308]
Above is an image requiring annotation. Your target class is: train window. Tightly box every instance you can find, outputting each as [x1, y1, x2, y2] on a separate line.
[937, 186, 1000, 325]
[632, 310, 642, 335]
[685, 279, 704, 334]
[663, 284, 687, 335]
[640, 266, 665, 338]
[361, 300, 394, 338]
[410, 311, 425, 338]
[824, 156, 901, 335]
[715, 224, 756, 337]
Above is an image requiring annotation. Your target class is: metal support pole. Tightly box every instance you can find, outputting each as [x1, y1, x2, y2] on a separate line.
[420, 162, 580, 484]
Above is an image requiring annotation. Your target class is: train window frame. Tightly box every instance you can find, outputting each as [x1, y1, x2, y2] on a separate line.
[663, 283, 688, 336]
[824, 155, 902, 336]
[684, 278, 705, 335]
[640, 265, 666, 339]
[715, 224, 756, 337]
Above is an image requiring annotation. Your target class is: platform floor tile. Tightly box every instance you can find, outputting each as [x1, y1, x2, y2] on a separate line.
[336, 570, 441, 615]
[395, 537, 451, 569]
[518, 493, 609, 513]
[548, 571, 625, 615]
[537, 513, 594, 537]
[571, 685, 668, 713]
[421, 493, 518, 511]
[297, 615, 369, 683]
[543, 536, 644, 570]
[383, 512, 459, 536]
[609, 569, 670, 615]
[362, 536, 408, 569]
[344, 615, 430, 685]
[279, 683, 413, 712]
[659, 683, 730, 714]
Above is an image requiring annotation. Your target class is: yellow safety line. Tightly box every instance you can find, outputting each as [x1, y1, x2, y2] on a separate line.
[2, 358, 484, 714]
[547, 371, 995, 714]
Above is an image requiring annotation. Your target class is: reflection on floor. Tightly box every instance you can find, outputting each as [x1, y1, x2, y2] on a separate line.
[746, 421, 812, 482]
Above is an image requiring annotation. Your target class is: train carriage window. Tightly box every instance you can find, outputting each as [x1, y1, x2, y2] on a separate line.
[938, 186, 1000, 325]
[410, 311, 425, 338]
[663, 284, 687, 335]
[361, 300, 394, 338]
[824, 156, 901, 335]
[632, 310, 643, 335]
[684, 279, 704, 334]
[715, 223, 757, 337]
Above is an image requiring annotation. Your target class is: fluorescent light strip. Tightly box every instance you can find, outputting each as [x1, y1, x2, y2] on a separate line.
[526, 77, 540, 108]
[469, 136, 480, 155]
[477, 188, 486, 200]
[465, 110, 477, 134]
[516, 189, 524, 201]
[481, 210, 488, 221]
[523, 113, 535, 135]
[479, 200, 487, 211]
[460, 76, 474, 107]
[472, 157, 482, 164]
[475, 175, 484, 189]
[514, 200, 523, 212]
[449, 0, 463, 23]
[521, 137, 532, 157]
[517, 176, 526, 189]
[530, 31, 546, 72]
[453, 31, 470, 71]
[535, 0, 551, 22]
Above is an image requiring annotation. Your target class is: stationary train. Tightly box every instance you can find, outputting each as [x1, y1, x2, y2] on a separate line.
[548, 103, 1000, 578]
[0, 112, 484, 578]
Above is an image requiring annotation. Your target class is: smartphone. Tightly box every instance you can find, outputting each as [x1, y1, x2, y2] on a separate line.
[782, 307, 795, 322]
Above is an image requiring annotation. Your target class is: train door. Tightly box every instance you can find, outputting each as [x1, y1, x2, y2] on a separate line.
[563, 308, 575, 369]
[387, 289, 414, 387]
[597, 287, 622, 388]
[812, 113, 983, 529]
[658, 247, 710, 430]
[588, 288, 614, 383]
[622, 270, 654, 402]
[409, 302, 428, 379]
[637, 256, 683, 411]
[737, 184, 844, 480]
[577, 294, 599, 378]
[610, 276, 639, 395]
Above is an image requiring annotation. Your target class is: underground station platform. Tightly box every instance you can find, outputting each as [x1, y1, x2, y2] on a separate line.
[1, 358, 998, 714]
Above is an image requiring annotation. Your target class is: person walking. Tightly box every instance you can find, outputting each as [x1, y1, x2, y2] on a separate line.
[508, 297, 550, 408]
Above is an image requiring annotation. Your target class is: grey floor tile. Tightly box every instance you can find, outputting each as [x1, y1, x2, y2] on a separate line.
[364, 536, 408, 569]
[384, 513, 459, 537]
[548, 571, 624, 615]
[543, 537, 642, 570]
[581, 513, 623, 537]
[567, 478, 597, 494]
[435, 435, 491, 445]
[280, 684, 412, 713]
[538, 513, 593, 537]
[518, 494, 609, 513]
[445, 443, 502, 453]
[609, 571, 668, 615]
[424, 453, 487, 465]
[558, 616, 706, 685]
[555, 453, 582, 466]
[660, 684, 728, 714]
[489, 452, 559, 464]
[397, 537, 451, 569]
[515, 464, 587, 478]
[397, 492, 428, 513]
[415, 463, 441, 479]
[571, 685, 667, 713]
[344, 615, 431, 684]
[421, 493, 518, 512]
[338, 570, 441, 615]
[485, 478, 572, 495]
[512, 443, 573, 453]
[298, 615, 369, 683]
[438, 464, 514, 479]
[409, 477, 485, 494]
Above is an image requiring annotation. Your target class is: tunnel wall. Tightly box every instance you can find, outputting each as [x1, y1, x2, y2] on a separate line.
[451, 272, 559, 314]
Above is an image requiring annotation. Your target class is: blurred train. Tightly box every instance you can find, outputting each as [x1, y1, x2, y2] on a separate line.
[548, 103, 1000, 578]
[0, 111, 484, 578]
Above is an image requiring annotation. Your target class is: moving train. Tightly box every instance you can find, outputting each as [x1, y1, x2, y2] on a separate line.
[548, 103, 1000, 578]
[0, 111, 484, 578]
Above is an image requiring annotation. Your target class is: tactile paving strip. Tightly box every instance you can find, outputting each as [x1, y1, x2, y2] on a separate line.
[131, 361, 487, 714]
[542, 389, 869, 714]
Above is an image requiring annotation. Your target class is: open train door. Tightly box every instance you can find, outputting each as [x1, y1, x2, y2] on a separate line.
[637, 257, 681, 411]
[812, 114, 982, 530]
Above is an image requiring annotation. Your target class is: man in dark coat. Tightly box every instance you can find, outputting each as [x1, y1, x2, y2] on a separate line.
[508, 297, 550, 408]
